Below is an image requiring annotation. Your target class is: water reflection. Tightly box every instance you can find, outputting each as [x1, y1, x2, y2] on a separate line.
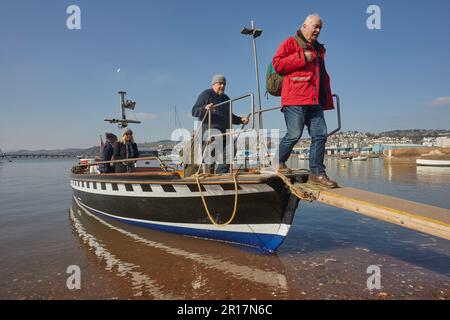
[416, 166, 450, 184]
[382, 162, 418, 184]
[382, 161, 450, 185]
[70, 198, 289, 299]
[289, 156, 450, 184]
[287, 157, 383, 181]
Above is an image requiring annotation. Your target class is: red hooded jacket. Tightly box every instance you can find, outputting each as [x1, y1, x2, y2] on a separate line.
[272, 35, 334, 110]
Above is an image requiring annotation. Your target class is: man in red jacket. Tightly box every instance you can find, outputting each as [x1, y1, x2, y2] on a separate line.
[273, 14, 337, 188]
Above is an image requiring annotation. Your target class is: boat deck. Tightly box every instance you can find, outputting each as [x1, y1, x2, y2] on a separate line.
[71, 169, 310, 185]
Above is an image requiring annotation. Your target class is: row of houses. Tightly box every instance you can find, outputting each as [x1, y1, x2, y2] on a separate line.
[293, 133, 450, 155]
[422, 137, 450, 147]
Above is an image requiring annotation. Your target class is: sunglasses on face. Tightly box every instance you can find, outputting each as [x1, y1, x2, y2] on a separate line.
[125, 132, 133, 136]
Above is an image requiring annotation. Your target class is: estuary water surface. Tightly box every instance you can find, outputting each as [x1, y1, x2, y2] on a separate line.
[0, 158, 449, 299]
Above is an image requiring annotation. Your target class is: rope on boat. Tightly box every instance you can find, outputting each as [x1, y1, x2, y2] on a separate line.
[260, 170, 315, 202]
[277, 171, 315, 202]
[194, 173, 240, 226]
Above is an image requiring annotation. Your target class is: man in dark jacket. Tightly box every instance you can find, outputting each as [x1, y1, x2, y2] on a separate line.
[273, 14, 337, 188]
[192, 74, 248, 173]
[100, 132, 117, 173]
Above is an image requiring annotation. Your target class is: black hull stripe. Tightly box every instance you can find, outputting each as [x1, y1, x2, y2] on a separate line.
[72, 187, 287, 225]
[75, 196, 290, 236]
[76, 198, 288, 252]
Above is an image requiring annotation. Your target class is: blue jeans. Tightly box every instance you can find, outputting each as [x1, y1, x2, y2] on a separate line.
[278, 105, 327, 175]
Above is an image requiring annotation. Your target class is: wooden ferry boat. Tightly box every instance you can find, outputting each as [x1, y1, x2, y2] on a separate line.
[70, 24, 344, 252]
[69, 89, 327, 252]
[70, 165, 308, 252]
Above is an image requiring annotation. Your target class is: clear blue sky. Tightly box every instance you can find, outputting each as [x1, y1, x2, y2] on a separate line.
[1, 0, 450, 150]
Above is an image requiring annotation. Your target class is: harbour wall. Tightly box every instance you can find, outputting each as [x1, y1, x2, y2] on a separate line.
[383, 147, 450, 163]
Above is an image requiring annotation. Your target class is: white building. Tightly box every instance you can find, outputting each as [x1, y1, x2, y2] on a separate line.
[422, 137, 436, 147]
[436, 137, 450, 147]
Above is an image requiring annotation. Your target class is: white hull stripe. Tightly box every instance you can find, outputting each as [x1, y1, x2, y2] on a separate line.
[76, 198, 290, 236]
[70, 180, 274, 198]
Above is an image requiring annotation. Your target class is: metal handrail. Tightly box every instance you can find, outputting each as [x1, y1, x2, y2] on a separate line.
[72, 156, 178, 173]
[73, 156, 160, 167]
[245, 94, 341, 137]
[191, 92, 341, 172]
[191, 93, 254, 173]
[327, 94, 341, 137]
[192, 93, 254, 142]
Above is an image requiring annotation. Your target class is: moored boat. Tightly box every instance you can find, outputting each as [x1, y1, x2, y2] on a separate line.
[70, 89, 318, 252]
[70, 168, 308, 252]
[69, 84, 342, 252]
[416, 159, 450, 167]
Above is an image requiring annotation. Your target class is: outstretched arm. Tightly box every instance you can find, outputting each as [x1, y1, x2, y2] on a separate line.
[232, 113, 247, 125]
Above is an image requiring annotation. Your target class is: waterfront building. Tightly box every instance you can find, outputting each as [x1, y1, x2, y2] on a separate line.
[372, 143, 423, 154]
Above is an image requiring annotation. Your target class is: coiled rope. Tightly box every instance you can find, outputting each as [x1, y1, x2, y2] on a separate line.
[194, 173, 240, 226]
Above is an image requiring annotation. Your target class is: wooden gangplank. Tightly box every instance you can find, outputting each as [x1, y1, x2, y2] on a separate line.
[294, 183, 450, 241]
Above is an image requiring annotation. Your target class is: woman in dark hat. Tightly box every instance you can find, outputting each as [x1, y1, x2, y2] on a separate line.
[113, 128, 139, 173]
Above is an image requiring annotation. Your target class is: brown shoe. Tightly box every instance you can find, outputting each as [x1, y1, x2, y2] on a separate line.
[278, 163, 292, 173]
[308, 174, 338, 188]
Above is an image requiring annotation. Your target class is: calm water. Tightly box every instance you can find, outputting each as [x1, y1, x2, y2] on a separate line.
[0, 158, 449, 299]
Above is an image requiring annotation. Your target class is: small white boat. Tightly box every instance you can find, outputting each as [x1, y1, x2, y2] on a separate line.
[352, 156, 368, 161]
[78, 158, 100, 174]
[298, 154, 309, 160]
[416, 159, 450, 167]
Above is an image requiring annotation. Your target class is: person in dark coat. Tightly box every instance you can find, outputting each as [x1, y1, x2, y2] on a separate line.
[191, 74, 248, 173]
[100, 132, 117, 173]
[113, 127, 139, 173]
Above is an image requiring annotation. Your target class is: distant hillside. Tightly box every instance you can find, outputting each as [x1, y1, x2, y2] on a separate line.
[4, 147, 98, 157]
[139, 140, 176, 149]
[5, 140, 177, 156]
[8, 148, 87, 155]
[379, 129, 450, 143]
[380, 129, 450, 136]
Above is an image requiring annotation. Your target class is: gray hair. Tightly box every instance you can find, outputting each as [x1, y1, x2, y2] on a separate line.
[302, 13, 322, 26]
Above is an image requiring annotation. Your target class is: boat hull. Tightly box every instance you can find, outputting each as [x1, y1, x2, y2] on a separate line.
[416, 159, 450, 167]
[70, 173, 304, 252]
